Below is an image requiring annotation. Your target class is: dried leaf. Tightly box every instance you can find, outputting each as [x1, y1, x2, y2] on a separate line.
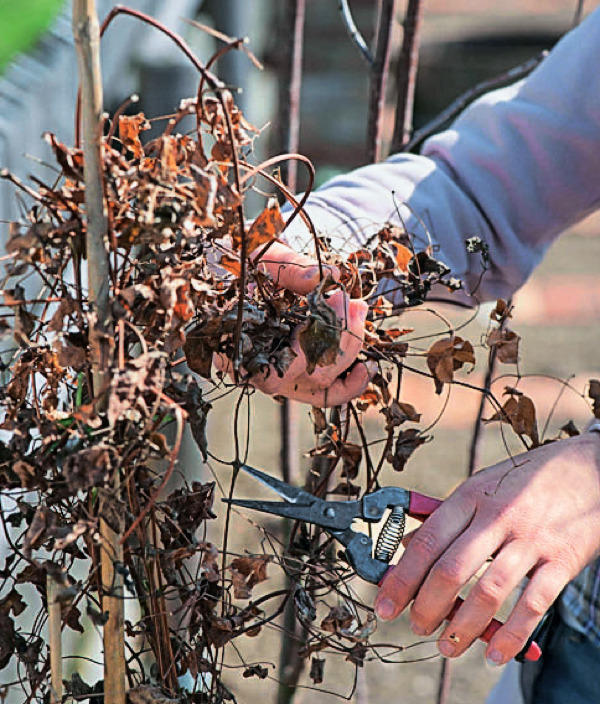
[330, 481, 360, 497]
[0, 613, 15, 670]
[426, 336, 475, 394]
[386, 429, 430, 472]
[341, 442, 362, 479]
[229, 555, 270, 598]
[243, 664, 268, 679]
[242, 198, 284, 253]
[0, 590, 26, 618]
[490, 299, 512, 323]
[487, 328, 520, 364]
[299, 278, 341, 375]
[484, 389, 539, 445]
[320, 605, 353, 633]
[309, 657, 325, 685]
[118, 113, 150, 159]
[311, 407, 328, 434]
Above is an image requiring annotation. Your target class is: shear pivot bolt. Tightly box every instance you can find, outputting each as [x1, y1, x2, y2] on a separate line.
[324, 507, 336, 518]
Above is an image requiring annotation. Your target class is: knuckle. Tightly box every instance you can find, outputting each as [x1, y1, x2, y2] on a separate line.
[433, 555, 467, 586]
[520, 593, 548, 620]
[471, 576, 505, 610]
[409, 530, 440, 562]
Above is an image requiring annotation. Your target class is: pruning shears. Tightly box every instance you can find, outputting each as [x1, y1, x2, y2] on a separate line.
[224, 463, 543, 662]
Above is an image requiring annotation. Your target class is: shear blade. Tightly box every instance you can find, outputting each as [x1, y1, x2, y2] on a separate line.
[223, 498, 315, 522]
[237, 463, 311, 504]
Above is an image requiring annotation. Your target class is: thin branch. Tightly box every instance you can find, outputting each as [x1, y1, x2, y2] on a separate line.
[338, 0, 374, 65]
[46, 576, 62, 704]
[392, 0, 425, 152]
[367, 0, 397, 162]
[403, 52, 547, 153]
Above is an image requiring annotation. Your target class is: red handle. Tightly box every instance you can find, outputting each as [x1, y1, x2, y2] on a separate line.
[408, 491, 443, 520]
[445, 596, 541, 662]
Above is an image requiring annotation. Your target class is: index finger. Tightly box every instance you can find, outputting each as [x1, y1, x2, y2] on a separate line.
[254, 241, 339, 295]
[374, 490, 475, 621]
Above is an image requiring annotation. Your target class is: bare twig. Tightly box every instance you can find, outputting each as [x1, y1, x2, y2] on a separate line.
[338, 0, 374, 65]
[46, 575, 62, 704]
[277, 4, 306, 701]
[367, 0, 397, 162]
[403, 52, 547, 153]
[392, 0, 425, 152]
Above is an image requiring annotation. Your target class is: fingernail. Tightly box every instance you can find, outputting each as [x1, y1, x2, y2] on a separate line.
[375, 598, 396, 620]
[486, 649, 504, 667]
[438, 640, 455, 657]
[410, 620, 426, 636]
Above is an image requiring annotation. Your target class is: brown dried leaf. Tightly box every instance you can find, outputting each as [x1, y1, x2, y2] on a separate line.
[23, 506, 53, 556]
[310, 657, 325, 685]
[311, 406, 328, 434]
[341, 442, 362, 479]
[386, 429, 430, 472]
[240, 198, 285, 254]
[490, 299, 512, 323]
[487, 328, 520, 364]
[299, 277, 341, 375]
[13, 461, 36, 489]
[0, 612, 15, 670]
[484, 389, 539, 445]
[380, 400, 421, 430]
[243, 664, 268, 679]
[320, 605, 353, 633]
[229, 555, 270, 597]
[0, 590, 26, 618]
[426, 336, 475, 394]
[118, 113, 150, 159]
[330, 481, 360, 497]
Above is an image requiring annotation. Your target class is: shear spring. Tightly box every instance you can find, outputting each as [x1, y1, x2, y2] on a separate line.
[374, 506, 406, 563]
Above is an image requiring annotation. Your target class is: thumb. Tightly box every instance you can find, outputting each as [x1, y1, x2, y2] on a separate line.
[254, 241, 339, 295]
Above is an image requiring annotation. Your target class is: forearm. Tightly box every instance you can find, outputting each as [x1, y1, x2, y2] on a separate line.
[284, 8, 600, 302]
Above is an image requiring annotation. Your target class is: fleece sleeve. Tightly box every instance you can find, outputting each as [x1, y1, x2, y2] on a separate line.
[282, 8, 600, 302]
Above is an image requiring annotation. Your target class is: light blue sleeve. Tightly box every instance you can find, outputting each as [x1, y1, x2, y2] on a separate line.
[282, 8, 600, 302]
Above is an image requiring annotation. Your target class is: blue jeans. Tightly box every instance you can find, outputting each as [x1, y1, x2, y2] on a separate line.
[520, 616, 600, 703]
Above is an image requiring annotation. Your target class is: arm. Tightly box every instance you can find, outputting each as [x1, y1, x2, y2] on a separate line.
[283, 8, 600, 302]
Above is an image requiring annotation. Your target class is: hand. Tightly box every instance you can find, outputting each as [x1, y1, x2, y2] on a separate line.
[216, 241, 374, 406]
[374, 432, 600, 665]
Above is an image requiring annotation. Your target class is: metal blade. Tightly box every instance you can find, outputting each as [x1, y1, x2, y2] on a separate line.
[237, 463, 312, 504]
[223, 498, 315, 522]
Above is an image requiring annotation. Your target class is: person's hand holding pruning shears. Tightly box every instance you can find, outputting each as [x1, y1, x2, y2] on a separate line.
[219, 242, 600, 666]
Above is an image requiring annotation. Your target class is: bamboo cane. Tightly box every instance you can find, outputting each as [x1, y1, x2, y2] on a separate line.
[72, 2, 124, 702]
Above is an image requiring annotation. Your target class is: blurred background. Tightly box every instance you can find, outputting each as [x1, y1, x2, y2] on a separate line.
[1, 1, 599, 702]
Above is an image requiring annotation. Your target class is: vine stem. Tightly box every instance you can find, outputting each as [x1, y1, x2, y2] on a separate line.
[276, 4, 307, 703]
[392, 0, 425, 152]
[46, 575, 62, 704]
[72, 2, 123, 703]
[367, 0, 397, 162]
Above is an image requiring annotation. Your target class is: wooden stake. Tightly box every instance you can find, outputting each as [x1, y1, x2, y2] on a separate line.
[46, 576, 62, 704]
[72, 2, 123, 702]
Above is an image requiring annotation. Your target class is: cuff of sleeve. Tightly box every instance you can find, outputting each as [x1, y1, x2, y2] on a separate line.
[586, 419, 600, 434]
